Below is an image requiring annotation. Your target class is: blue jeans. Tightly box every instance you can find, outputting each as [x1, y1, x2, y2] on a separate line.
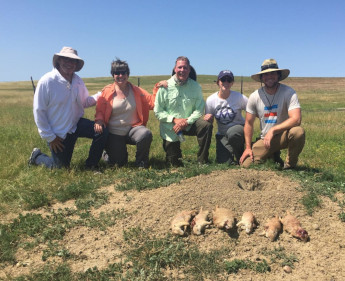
[35, 118, 108, 168]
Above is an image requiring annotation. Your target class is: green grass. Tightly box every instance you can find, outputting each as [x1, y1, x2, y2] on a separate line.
[1, 76, 344, 215]
[0, 206, 127, 264]
[12, 227, 274, 280]
[0, 76, 345, 279]
[261, 246, 299, 268]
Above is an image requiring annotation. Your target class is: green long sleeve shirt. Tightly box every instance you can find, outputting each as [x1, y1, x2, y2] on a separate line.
[154, 77, 205, 142]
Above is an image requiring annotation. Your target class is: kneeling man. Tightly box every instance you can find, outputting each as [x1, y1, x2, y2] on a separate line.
[240, 59, 305, 169]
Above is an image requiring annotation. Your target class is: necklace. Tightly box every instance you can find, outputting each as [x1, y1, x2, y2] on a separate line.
[263, 87, 278, 109]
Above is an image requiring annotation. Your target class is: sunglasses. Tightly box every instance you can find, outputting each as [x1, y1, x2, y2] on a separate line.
[220, 77, 233, 83]
[114, 71, 127, 75]
[60, 57, 78, 64]
[261, 63, 278, 71]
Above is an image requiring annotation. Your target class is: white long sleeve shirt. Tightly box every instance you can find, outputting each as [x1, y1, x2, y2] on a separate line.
[33, 68, 100, 143]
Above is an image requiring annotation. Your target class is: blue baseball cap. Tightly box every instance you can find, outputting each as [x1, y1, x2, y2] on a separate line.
[217, 70, 234, 80]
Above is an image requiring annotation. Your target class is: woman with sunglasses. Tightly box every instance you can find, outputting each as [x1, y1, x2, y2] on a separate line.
[204, 70, 248, 165]
[94, 58, 155, 168]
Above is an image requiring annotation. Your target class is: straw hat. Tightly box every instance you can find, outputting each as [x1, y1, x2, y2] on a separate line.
[251, 58, 289, 82]
[53, 47, 84, 72]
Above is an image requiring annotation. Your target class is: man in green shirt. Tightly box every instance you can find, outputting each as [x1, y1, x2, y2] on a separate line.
[154, 56, 213, 166]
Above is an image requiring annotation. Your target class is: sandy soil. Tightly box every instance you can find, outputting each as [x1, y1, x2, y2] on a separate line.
[1, 169, 345, 280]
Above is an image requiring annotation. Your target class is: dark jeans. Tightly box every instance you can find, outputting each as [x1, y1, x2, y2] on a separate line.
[163, 118, 213, 164]
[216, 124, 244, 165]
[46, 118, 108, 168]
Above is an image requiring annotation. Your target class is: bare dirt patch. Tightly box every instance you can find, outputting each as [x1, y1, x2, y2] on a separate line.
[1, 169, 345, 280]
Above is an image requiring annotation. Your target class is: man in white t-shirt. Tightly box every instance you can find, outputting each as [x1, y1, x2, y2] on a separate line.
[239, 59, 305, 169]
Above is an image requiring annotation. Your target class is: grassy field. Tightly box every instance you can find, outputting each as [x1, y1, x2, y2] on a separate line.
[0, 75, 344, 280]
[1, 75, 344, 212]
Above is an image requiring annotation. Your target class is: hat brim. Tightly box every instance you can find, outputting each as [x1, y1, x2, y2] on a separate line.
[251, 68, 290, 82]
[53, 53, 84, 72]
[218, 73, 234, 80]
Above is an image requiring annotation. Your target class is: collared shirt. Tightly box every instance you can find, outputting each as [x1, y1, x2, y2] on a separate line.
[154, 76, 205, 142]
[33, 68, 99, 143]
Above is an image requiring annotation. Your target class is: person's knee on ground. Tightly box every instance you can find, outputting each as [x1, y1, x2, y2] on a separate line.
[285, 126, 305, 168]
[216, 134, 234, 165]
[225, 125, 245, 163]
[133, 128, 153, 167]
[105, 134, 128, 167]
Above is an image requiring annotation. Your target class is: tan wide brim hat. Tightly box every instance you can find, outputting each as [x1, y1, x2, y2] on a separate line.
[251, 58, 290, 82]
[52, 46, 84, 72]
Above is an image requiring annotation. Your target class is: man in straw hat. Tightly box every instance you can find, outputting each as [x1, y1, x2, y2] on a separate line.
[239, 58, 305, 169]
[29, 46, 108, 169]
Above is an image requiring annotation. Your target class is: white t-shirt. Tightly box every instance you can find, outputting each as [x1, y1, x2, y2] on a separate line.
[246, 83, 301, 138]
[205, 90, 248, 135]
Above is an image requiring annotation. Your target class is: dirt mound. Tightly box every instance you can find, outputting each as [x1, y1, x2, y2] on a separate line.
[2, 169, 345, 280]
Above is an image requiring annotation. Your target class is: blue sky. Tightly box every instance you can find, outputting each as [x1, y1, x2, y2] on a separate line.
[1, 0, 344, 82]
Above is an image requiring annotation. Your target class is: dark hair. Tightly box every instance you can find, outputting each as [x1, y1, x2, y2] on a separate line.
[110, 58, 130, 76]
[171, 65, 197, 81]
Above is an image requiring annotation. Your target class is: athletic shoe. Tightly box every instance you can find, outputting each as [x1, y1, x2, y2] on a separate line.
[28, 148, 41, 166]
[102, 151, 109, 163]
[137, 161, 149, 169]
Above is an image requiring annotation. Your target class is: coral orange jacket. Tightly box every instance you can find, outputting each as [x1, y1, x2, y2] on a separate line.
[95, 82, 156, 127]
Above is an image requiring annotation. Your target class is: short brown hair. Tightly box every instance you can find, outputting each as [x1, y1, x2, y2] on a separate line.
[110, 58, 130, 76]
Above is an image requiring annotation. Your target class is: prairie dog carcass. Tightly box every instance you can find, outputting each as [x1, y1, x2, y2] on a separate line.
[260, 216, 282, 241]
[171, 210, 196, 236]
[280, 211, 309, 242]
[236, 212, 257, 234]
[212, 206, 236, 230]
[191, 207, 212, 235]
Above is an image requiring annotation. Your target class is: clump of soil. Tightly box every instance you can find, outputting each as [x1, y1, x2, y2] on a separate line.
[1, 169, 345, 280]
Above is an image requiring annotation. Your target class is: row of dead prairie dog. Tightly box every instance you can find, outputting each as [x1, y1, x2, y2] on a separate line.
[171, 206, 309, 242]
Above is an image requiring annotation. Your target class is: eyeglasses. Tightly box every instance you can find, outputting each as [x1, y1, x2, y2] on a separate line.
[114, 71, 127, 75]
[220, 77, 233, 83]
[261, 64, 278, 71]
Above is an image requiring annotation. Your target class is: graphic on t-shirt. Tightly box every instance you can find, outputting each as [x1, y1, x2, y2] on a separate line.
[214, 105, 236, 125]
[264, 104, 278, 124]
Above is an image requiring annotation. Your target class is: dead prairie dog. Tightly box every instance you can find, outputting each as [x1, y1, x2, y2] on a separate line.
[261, 216, 282, 241]
[171, 210, 196, 236]
[212, 206, 236, 230]
[236, 212, 257, 234]
[280, 211, 309, 242]
[191, 207, 212, 235]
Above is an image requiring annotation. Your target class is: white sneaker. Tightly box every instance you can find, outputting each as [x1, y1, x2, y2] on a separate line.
[102, 151, 109, 163]
[28, 148, 41, 165]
